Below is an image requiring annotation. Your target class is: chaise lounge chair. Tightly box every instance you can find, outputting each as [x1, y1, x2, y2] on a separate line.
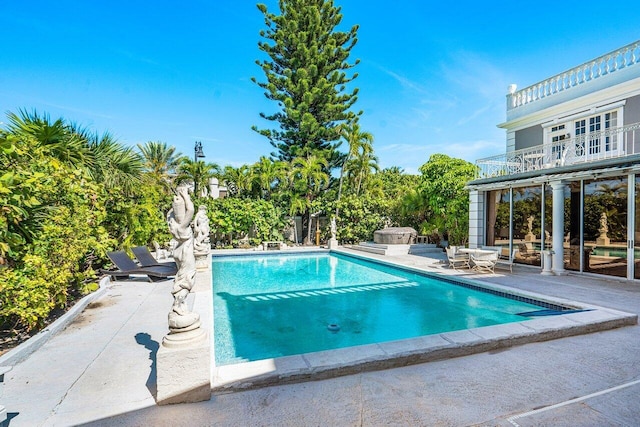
[131, 246, 177, 270]
[99, 250, 176, 282]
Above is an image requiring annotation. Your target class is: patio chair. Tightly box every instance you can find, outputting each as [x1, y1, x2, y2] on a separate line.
[470, 252, 498, 274]
[495, 248, 518, 273]
[132, 246, 177, 270]
[446, 246, 470, 270]
[99, 250, 176, 282]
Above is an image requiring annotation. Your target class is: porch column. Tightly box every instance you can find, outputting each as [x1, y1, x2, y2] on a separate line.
[468, 189, 484, 249]
[551, 181, 566, 275]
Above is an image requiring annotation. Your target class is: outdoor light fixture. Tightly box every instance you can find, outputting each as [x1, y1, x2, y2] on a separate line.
[194, 141, 205, 162]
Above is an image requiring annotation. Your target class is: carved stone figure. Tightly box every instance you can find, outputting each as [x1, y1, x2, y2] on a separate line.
[599, 212, 609, 235]
[166, 185, 199, 331]
[330, 217, 337, 240]
[193, 205, 211, 256]
[596, 212, 610, 245]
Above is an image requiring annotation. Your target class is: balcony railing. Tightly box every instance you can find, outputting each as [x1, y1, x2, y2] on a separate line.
[508, 41, 640, 111]
[476, 122, 640, 179]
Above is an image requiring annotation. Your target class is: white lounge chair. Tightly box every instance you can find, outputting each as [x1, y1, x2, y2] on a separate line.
[470, 252, 498, 274]
[446, 246, 470, 270]
[495, 248, 518, 273]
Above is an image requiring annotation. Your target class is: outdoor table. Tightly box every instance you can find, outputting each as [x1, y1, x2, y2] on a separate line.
[458, 248, 497, 256]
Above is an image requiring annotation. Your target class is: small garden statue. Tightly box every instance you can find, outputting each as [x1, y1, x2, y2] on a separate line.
[596, 212, 610, 245]
[193, 205, 211, 256]
[330, 217, 337, 240]
[328, 216, 338, 249]
[166, 185, 199, 331]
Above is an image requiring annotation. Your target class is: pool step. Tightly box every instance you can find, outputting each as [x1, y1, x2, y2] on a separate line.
[350, 242, 439, 256]
[242, 280, 420, 301]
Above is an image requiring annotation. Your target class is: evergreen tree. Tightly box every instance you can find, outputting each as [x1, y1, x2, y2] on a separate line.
[253, 0, 361, 162]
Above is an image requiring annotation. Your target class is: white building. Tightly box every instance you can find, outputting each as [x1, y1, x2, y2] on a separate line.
[467, 40, 640, 281]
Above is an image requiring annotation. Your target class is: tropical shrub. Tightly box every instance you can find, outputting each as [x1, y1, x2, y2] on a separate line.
[327, 193, 391, 243]
[200, 197, 288, 246]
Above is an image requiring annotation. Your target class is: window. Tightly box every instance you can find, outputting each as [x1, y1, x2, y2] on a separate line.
[604, 112, 617, 152]
[574, 119, 586, 156]
[589, 116, 601, 154]
[549, 124, 568, 160]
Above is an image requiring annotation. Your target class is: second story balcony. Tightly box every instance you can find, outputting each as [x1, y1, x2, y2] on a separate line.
[476, 122, 640, 179]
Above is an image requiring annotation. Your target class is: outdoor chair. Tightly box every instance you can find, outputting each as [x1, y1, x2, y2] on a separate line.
[99, 250, 176, 282]
[132, 246, 177, 270]
[495, 248, 518, 273]
[446, 246, 470, 270]
[470, 252, 498, 274]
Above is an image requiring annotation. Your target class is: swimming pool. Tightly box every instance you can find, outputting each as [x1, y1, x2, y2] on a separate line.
[213, 252, 560, 366]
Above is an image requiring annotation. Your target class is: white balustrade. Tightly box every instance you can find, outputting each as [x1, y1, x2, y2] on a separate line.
[508, 41, 640, 110]
[476, 122, 640, 179]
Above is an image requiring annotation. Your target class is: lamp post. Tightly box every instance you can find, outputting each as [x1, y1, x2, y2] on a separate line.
[193, 141, 206, 195]
[194, 141, 205, 163]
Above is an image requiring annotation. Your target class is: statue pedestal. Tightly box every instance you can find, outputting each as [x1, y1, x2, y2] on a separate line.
[541, 250, 554, 276]
[596, 236, 610, 246]
[157, 329, 210, 405]
[195, 253, 211, 271]
[327, 238, 338, 249]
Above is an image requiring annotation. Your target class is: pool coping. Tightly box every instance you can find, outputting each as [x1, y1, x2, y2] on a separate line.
[211, 249, 638, 394]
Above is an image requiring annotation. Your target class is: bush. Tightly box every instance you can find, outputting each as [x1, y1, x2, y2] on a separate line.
[199, 197, 288, 246]
[328, 194, 391, 243]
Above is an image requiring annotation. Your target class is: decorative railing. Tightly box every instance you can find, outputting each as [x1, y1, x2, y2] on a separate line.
[508, 41, 640, 111]
[476, 122, 640, 178]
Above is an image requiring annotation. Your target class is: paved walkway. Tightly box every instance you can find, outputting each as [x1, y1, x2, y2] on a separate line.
[2, 250, 639, 426]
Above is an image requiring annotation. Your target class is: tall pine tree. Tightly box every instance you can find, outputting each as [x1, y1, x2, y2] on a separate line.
[252, 0, 361, 163]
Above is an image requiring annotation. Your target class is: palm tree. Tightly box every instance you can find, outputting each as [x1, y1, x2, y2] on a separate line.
[137, 141, 183, 189]
[346, 147, 379, 195]
[337, 124, 374, 215]
[287, 192, 308, 245]
[222, 165, 253, 198]
[251, 156, 287, 200]
[175, 158, 220, 197]
[290, 154, 329, 244]
[8, 110, 144, 195]
[6, 109, 89, 167]
[85, 131, 143, 195]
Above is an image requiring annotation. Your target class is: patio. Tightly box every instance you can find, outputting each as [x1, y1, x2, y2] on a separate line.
[1, 249, 639, 426]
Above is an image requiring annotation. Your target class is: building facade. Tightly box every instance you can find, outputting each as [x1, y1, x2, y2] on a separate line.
[468, 40, 640, 281]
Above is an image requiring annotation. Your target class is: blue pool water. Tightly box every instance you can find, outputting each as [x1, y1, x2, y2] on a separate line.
[213, 252, 543, 365]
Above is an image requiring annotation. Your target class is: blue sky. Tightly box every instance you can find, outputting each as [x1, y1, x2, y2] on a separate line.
[1, 1, 638, 174]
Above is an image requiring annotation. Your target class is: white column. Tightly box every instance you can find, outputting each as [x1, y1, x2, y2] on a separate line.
[551, 181, 566, 275]
[468, 190, 484, 249]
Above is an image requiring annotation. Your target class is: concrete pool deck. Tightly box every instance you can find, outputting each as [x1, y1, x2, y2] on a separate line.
[2, 248, 640, 426]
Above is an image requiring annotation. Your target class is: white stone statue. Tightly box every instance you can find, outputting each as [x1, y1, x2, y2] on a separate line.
[166, 185, 199, 331]
[596, 212, 610, 245]
[599, 212, 609, 235]
[525, 215, 536, 242]
[193, 205, 210, 256]
[330, 217, 337, 240]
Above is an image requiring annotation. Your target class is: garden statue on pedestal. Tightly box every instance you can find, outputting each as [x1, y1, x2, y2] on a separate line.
[525, 215, 536, 242]
[193, 205, 211, 256]
[166, 185, 201, 335]
[328, 216, 338, 249]
[193, 205, 211, 270]
[596, 212, 610, 245]
[156, 184, 210, 405]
